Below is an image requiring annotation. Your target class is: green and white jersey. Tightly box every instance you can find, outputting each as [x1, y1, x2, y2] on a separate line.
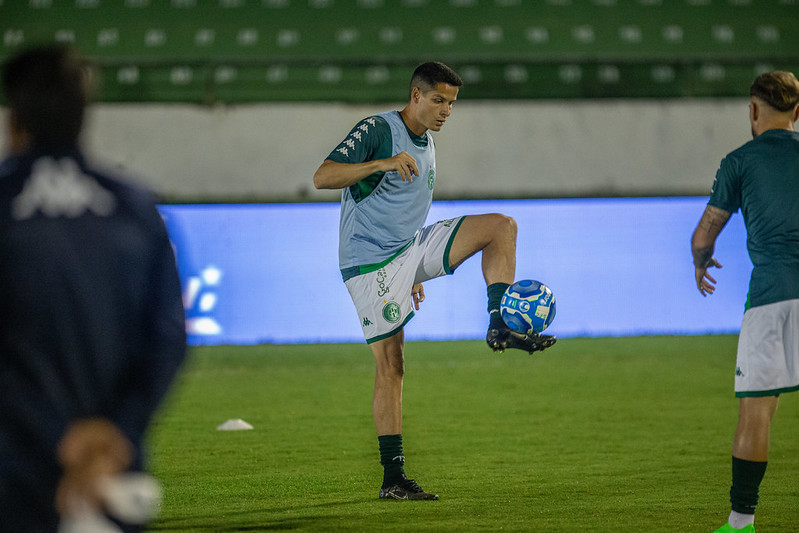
[709, 128, 799, 309]
[326, 111, 437, 280]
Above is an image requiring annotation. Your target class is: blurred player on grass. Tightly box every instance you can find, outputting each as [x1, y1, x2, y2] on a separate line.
[313, 61, 555, 501]
[691, 70, 799, 533]
[0, 45, 187, 531]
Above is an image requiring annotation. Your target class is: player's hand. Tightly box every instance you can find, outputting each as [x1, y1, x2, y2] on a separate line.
[384, 152, 419, 182]
[56, 418, 134, 518]
[695, 257, 722, 296]
[412, 283, 425, 310]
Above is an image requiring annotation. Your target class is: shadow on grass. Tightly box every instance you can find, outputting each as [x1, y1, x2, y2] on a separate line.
[149, 497, 375, 531]
[152, 517, 314, 531]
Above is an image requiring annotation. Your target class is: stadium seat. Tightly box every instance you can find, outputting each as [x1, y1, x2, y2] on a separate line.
[1, 0, 797, 102]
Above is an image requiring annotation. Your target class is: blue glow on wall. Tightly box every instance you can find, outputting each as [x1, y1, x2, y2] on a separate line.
[159, 197, 749, 346]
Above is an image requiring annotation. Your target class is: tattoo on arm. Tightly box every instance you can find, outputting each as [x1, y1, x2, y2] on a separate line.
[696, 205, 731, 235]
[691, 205, 731, 268]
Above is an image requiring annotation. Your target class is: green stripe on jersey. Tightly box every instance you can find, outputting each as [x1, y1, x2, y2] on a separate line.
[341, 238, 415, 282]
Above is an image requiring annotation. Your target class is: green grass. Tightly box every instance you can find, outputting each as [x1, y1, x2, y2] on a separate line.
[147, 336, 798, 532]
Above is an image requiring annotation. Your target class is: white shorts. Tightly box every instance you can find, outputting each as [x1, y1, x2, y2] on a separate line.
[735, 298, 799, 397]
[345, 217, 465, 344]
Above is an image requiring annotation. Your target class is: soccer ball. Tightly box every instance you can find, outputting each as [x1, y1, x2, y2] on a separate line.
[500, 280, 556, 334]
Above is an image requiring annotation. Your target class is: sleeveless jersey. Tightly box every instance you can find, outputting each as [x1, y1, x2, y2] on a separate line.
[332, 110, 437, 279]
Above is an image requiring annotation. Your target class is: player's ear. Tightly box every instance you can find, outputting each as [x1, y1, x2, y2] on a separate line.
[792, 104, 799, 124]
[749, 99, 759, 122]
[411, 86, 421, 103]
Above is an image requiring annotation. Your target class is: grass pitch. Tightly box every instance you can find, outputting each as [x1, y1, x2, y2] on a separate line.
[147, 336, 798, 532]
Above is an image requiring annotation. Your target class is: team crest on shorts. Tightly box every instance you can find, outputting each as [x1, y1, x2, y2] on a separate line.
[382, 301, 401, 323]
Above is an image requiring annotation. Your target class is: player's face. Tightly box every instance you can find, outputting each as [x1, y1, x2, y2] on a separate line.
[415, 83, 459, 133]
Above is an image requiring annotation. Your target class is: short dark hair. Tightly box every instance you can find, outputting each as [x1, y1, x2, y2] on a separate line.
[2, 44, 91, 147]
[750, 70, 799, 112]
[409, 61, 463, 98]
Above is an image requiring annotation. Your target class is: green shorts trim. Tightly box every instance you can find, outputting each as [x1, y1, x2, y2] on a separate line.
[345, 216, 465, 343]
[442, 216, 466, 275]
[736, 384, 799, 398]
[366, 311, 415, 344]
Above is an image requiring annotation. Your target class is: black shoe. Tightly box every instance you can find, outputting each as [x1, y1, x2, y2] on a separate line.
[486, 327, 556, 354]
[379, 476, 439, 501]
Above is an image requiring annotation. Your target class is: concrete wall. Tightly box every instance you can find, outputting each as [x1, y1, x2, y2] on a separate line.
[1, 99, 752, 201]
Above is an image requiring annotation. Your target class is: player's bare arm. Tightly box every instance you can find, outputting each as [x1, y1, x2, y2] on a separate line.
[313, 152, 419, 190]
[691, 205, 731, 296]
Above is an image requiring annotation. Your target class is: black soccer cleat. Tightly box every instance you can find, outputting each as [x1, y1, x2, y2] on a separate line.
[379, 476, 439, 501]
[486, 327, 556, 354]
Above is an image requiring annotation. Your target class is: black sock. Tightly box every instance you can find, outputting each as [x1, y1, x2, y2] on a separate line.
[379, 434, 405, 486]
[487, 283, 510, 330]
[730, 456, 768, 515]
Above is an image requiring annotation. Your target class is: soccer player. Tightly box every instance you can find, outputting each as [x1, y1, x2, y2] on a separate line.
[691, 70, 799, 533]
[0, 45, 187, 531]
[313, 61, 556, 500]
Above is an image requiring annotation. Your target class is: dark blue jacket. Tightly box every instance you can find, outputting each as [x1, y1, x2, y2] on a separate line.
[0, 147, 187, 531]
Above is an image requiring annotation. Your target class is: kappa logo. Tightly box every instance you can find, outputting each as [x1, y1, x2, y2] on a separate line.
[12, 157, 116, 220]
[363, 316, 373, 327]
[736, 367, 744, 377]
[382, 302, 401, 323]
[336, 117, 378, 158]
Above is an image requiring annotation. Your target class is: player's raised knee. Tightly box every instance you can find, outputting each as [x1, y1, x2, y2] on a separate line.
[491, 213, 517, 239]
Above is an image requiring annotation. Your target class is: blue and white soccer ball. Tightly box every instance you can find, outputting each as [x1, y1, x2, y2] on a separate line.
[500, 280, 556, 334]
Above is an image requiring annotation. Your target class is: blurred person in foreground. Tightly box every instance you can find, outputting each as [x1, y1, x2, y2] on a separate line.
[0, 44, 186, 532]
[691, 70, 799, 533]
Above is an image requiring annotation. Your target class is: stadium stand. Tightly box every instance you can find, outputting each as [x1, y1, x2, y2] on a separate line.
[1, 0, 797, 102]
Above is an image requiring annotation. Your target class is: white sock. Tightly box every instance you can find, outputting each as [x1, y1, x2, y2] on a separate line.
[728, 510, 755, 529]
